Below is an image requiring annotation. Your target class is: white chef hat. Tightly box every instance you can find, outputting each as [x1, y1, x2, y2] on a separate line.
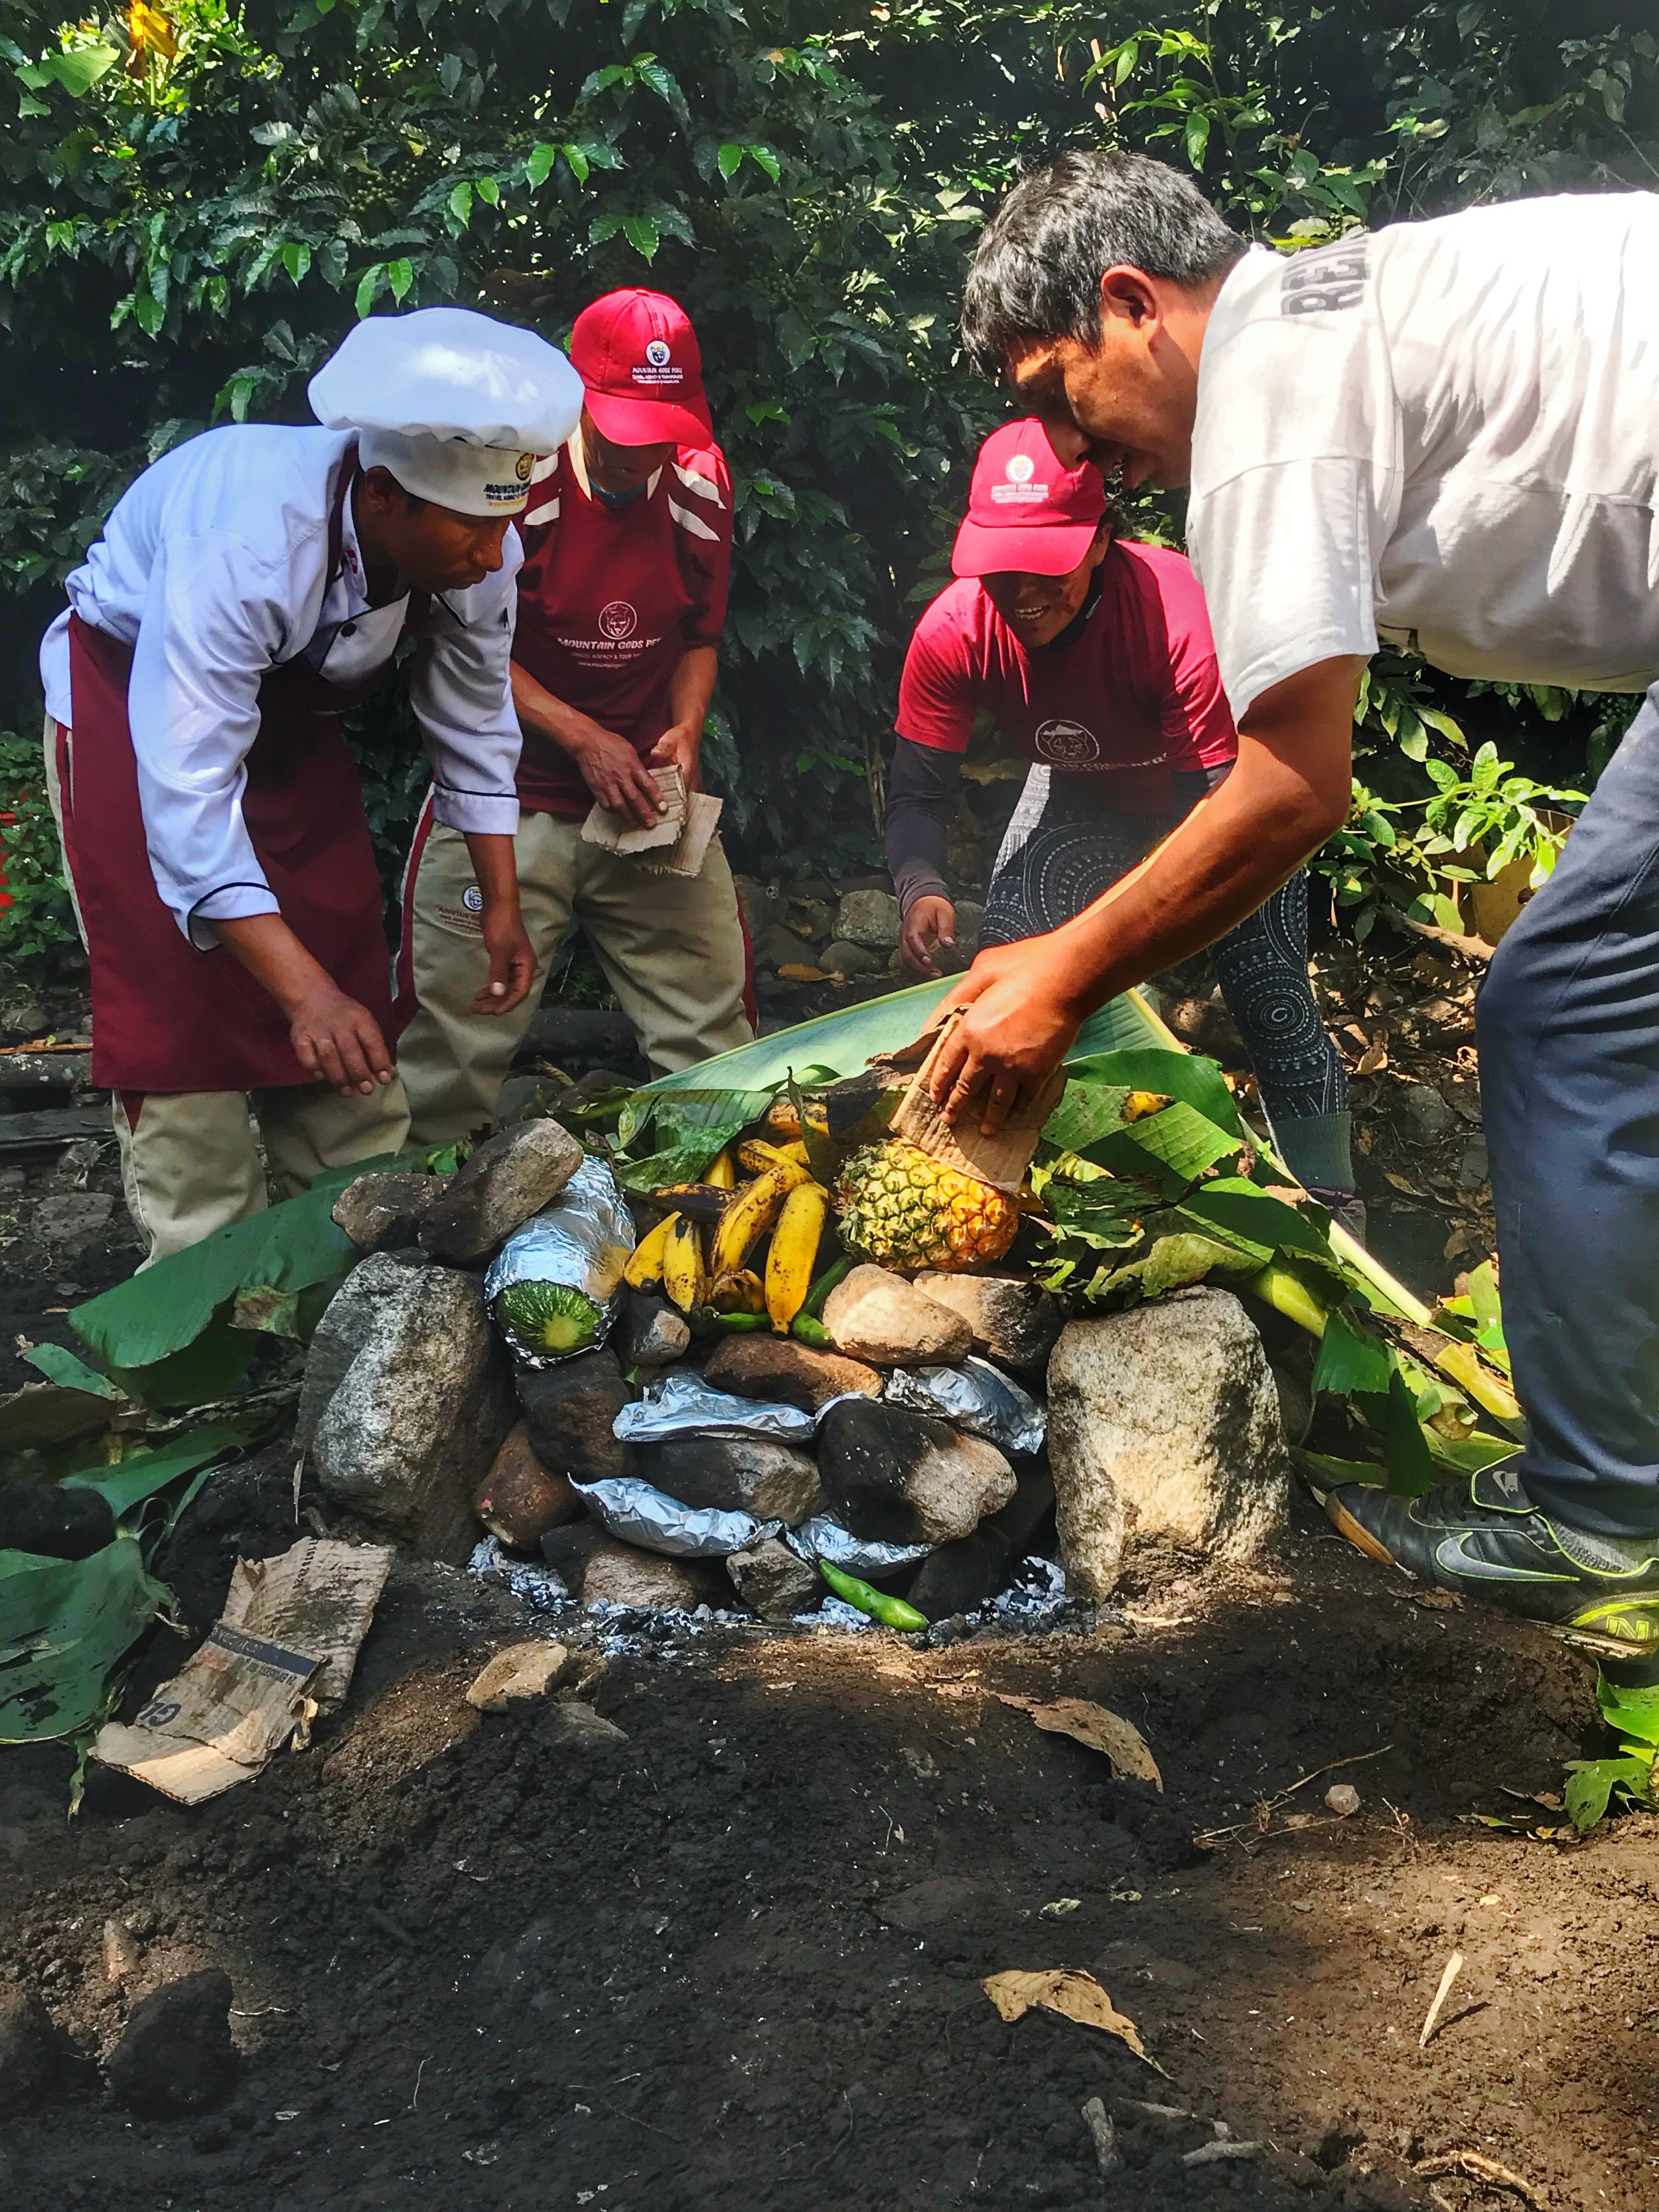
[307, 307, 584, 517]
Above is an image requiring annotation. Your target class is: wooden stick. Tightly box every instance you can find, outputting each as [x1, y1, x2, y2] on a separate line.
[1414, 2150, 1547, 2208]
[1419, 1951, 1465, 2047]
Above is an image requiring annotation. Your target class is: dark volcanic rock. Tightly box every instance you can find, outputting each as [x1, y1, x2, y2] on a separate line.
[106, 1970, 237, 2116]
[330, 1171, 444, 1253]
[419, 1118, 583, 1264]
[616, 1290, 692, 1371]
[817, 1397, 1016, 1547]
[908, 1468, 1055, 1618]
[0, 1984, 61, 2118]
[701, 1334, 881, 1414]
[639, 1433, 824, 1524]
[726, 1537, 822, 1621]
[516, 1347, 636, 1485]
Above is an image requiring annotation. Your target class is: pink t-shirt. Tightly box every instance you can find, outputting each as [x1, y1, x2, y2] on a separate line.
[896, 539, 1237, 815]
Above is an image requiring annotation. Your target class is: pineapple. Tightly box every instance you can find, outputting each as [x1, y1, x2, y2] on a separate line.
[833, 1139, 1019, 1274]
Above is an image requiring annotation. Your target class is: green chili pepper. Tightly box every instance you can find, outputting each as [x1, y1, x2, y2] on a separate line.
[789, 1313, 833, 1347]
[800, 1254, 855, 1319]
[818, 1558, 929, 1631]
[689, 1307, 770, 1338]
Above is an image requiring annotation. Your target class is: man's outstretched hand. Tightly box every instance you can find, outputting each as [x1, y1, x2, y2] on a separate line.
[926, 939, 1084, 1134]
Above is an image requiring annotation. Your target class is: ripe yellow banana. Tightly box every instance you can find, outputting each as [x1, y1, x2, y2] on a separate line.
[623, 1213, 676, 1291]
[765, 1180, 830, 1333]
[662, 1215, 707, 1314]
[710, 1167, 790, 1276]
[711, 1267, 766, 1315]
[736, 1138, 814, 1188]
[705, 1150, 737, 1191]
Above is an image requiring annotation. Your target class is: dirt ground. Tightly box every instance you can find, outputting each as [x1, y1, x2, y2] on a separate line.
[0, 1438, 1644, 2212]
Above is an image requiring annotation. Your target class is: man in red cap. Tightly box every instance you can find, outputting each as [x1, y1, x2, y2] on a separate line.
[397, 288, 753, 1138]
[887, 417, 1356, 1216]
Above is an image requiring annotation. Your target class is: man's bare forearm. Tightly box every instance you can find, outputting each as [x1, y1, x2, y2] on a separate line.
[666, 645, 717, 736]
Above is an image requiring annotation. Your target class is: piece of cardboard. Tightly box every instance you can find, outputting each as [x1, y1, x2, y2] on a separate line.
[886, 1009, 1066, 1195]
[580, 764, 687, 856]
[92, 1538, 392, 1805]
[638, 790, 723, 880]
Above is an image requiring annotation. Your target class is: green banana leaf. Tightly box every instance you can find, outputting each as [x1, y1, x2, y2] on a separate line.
[0, 1537, 173, 1743]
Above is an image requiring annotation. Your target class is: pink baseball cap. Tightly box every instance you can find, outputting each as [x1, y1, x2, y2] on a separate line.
[951, 418, 1107, 577]
[569, 289, 713, 447]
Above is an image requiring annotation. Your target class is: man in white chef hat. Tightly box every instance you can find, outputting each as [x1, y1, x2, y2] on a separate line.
[38, 307, 583, 1262]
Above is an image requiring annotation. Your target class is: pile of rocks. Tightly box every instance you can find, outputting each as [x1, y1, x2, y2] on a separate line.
[734, 878, 985, 1003]
[300, 1120, 1294, 1633]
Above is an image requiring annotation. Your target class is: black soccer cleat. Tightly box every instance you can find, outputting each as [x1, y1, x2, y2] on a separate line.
[1325, 1464, 1659, 1649]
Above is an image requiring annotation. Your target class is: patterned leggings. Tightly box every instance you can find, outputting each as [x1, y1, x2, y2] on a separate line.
[981, 766, 1348, 1151]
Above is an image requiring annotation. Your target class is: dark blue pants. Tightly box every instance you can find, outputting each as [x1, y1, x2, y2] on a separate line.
[1478, 686, 1659, 1538]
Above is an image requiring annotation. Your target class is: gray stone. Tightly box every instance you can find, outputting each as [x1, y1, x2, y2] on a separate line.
[330, 1171, 444, 1253]
[1271, 1364, 1314, 1446]
[296, 1251, 427, 1458]
[107, 1969, 236, 2116]
[752, 922, 818, 972]
[312, 1261, 516, 1560]
[419, 1118, 584, 1264]
[516, 1347, 636, 1485]
[834, 889, 902, 950]
[534, 1700, 629, 1751]
[616, 1289, 691, 1370]
[1046, 1288, 1289, 1600]
[822, 1264, 974, 1367]
[472, 1422, 583, 1548]
[0, 1984, 60, 2120]
[820, 938, 884, 978]
[641, 1433, 824, 1524]
[818, 1396, 1016, 1546]
[579, 1538, 723, 1611]
[1397, 1082, 1456, 1145]
[731, 875, 776, 939]
[703, 1333, 883, 1414]
[1457, 1136, 1490, 1191]
[908, 1468, 1054, 1619]
[33, 1192, 114, 1252]
[726, 1537, 822, 1621]
[911, 1272, 1062, 1374]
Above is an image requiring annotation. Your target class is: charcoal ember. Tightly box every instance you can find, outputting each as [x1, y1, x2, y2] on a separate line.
[817, 1397, 1016, 1546]
[419, 1118, 584, 1264]
[0, 1481, 114, 1561]
[637, 1433, 824, 1524]
[516, 1347, 636, 1485]
[701, 1334, 881, 1415]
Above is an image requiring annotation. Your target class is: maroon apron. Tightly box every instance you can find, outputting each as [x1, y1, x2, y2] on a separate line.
[58, 459, 408, 1096]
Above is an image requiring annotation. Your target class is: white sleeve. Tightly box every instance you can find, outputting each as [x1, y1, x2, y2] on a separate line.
[411, 537, 522, 840]
[1187, 288, 1402, 726]
[126, 530, 295, 948]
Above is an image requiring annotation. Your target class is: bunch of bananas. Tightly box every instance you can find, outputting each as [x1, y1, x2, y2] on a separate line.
[622, 1138, 834, 1336]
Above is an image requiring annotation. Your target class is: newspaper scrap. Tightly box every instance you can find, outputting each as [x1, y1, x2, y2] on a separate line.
[92, 1538, 392, 1805]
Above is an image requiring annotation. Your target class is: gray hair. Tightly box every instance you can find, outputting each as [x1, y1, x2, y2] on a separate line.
[962, 149, 1246, 376]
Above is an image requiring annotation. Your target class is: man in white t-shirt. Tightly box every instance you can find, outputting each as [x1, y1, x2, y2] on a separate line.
[932, 148, 1659, 1649]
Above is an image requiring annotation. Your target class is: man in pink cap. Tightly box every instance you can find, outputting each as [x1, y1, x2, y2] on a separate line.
[887, 417, 1355, 1217]
[397, 288, 753, 1137]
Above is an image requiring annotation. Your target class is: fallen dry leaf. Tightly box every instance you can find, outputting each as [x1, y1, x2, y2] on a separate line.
[981, 1969, 1161, 2069]
[999, 1695, 1162, 1789]
[1356, 1039, 1389, 1074]
[778, 963, 831, 982]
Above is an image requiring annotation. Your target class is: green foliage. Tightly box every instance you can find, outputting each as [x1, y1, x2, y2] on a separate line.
[1565, 1672, 1659, 1834]
[0, 729, 78, 976]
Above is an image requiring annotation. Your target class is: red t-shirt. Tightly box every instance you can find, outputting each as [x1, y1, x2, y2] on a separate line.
[895, 539, 1236, 815]
[510, 436, 733, 818]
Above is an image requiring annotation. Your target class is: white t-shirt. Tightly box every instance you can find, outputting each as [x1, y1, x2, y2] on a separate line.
[1186, 194, 1659, 725]
[39, 424, 523, 945]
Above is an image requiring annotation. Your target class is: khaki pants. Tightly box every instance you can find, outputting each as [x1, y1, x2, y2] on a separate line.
[44, 711, 411, 1266]
[397, 804, 753, 1145]
[114, 1081, 411, 1267]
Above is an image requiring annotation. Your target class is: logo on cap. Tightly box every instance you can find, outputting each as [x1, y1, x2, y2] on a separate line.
[645, 338, 672, 368]
[632, 336, 684, 390]
[1005, 453, 1036, 483]
[599, 600, 639, 641]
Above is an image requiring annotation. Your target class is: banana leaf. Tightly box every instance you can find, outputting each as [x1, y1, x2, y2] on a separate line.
[0, 1537, 173, 1744]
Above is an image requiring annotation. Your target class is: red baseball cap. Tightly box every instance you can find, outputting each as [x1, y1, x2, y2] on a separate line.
[951, 418, 1107, 578]
[569, 289, 713, 447]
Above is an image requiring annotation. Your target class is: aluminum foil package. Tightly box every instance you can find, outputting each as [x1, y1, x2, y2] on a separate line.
[613, 1369, 816, 1445]
[884, 1356, 1046, 1455]
[575, 1477, 783, 1560]
[786, 1516, 932, 1578]
[484, 1155, 636, 1365]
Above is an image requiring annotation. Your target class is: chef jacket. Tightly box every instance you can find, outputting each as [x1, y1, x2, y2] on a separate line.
[39, 423, 523, 948]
